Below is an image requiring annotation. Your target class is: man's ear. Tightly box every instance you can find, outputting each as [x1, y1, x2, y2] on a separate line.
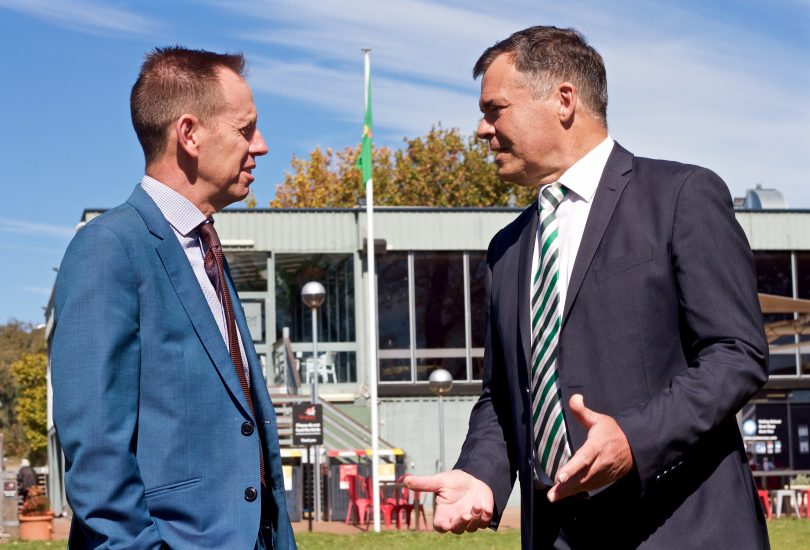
[175, 114, 201, 158]
[556, 82, 577, 123]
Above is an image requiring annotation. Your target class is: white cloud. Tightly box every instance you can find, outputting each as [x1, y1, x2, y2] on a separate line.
[227, 0, 808, 204]
[0, 0, 161, 36]
[0, 217, 75, 239]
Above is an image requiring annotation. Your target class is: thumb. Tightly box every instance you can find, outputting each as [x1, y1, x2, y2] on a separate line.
[403, 473, 444, 493]
[568, 393, 600, 429]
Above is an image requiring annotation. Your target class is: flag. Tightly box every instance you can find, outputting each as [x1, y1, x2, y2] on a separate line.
[357, 62, 373, 189]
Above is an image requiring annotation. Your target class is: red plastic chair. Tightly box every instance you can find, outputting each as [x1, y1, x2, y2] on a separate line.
[345, 474, 371, 527]
[365, 476, 397, 529]
[797, 488, 810, 518]
[757, 489, 772, 519]
[390, 475, 416, 529]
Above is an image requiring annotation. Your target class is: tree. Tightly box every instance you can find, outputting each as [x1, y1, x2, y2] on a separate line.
[0, 321, 46, 459]
[269, 126, 537, 208]
[11, 352, 48, 465]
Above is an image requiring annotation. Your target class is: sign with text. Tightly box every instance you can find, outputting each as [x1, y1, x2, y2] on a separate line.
[292, 403, 323, 446]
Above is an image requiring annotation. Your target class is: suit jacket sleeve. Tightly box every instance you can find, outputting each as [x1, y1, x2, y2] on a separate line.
[52, 223, 164, 549]
[454, 235, 518, 525]
[613, 167, 768, 494]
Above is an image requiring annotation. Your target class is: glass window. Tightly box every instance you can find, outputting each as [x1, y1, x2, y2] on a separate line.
[796, 253, 810, 300]
[377, 253, 410, 350]
[416, 357, 466, 382]
[379, 357, 411, 382]
[469, 252, 487, 349]
[274, 253, 355, 343]
[224, 251, 268, 291]
[414, 252, 465, 348]
[754, 251, 796, 376]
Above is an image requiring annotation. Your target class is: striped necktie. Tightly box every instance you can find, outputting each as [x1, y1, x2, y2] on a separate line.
[531, 183, 572, 484]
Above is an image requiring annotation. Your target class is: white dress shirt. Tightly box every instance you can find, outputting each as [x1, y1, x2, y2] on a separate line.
[141, 176, 249, 383]
[531, 137, 615, 318]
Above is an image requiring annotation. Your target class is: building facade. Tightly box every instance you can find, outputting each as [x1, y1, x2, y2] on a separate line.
[46, 205, 810, 513]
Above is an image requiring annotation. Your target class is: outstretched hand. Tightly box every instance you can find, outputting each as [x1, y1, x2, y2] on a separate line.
[547, 394, 634, 502]
[403, 470, 494, 534]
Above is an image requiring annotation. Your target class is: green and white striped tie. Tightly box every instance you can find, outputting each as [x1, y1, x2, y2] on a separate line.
[532, 182, 571, 483]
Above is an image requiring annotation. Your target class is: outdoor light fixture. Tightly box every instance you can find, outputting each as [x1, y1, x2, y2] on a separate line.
[300, 281, 326, 522]
[429, 368, 454, 472]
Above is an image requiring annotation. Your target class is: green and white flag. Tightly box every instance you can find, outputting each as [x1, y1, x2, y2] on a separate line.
[357, 57, 373, 189]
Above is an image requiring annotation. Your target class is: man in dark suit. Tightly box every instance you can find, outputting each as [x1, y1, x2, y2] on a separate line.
[406, 26, 769, 548]
[51, 47, 296, 549]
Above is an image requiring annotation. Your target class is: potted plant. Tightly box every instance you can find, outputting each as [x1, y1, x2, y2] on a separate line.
[18, 485, 53, 541]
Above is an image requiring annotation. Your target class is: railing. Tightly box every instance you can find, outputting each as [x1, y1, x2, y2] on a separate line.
[271, 394, 396, 451]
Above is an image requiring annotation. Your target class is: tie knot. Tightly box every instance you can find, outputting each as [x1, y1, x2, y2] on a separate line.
[539, 183, 567, 212]
[197, 221, 221, 250]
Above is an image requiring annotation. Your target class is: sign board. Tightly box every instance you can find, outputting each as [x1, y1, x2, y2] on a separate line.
[339, 464, 358, 490]
[292, 403, 323, 446]
[378, 462, 396, 482]
[3, 480, 16, 498]
[242, 301, 264, 342]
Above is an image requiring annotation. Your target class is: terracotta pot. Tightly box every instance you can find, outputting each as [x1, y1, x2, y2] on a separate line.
[18, 512, 54, 541]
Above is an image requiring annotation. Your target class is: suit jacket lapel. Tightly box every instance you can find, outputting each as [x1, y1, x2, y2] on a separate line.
[562, 144, 633, 326]
[518, 206, 539, 374]
[127, 185, 253, 418]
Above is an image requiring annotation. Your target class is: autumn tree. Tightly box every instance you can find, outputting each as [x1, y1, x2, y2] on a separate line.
[0, 321, 46, 459]
[270, 126, 536, 208]
[10, 352, 48, 465]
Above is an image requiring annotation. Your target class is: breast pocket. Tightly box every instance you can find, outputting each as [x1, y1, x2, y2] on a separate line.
[593, 246, 653, 282]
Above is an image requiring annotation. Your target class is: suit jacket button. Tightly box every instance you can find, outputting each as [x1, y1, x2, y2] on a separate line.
[241, 421, 255, 436]
[245, 487, 258, 501]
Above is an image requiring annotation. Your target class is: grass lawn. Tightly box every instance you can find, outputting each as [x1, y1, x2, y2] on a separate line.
[2, 520, 808, 548]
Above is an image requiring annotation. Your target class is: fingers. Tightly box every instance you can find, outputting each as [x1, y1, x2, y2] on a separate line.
[568, 393, 600, 429]
[402, 473, 444, 493]
[547, 448, 594, 502]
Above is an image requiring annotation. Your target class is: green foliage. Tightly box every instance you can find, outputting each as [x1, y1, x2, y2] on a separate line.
[0, 321, 46, 458]
[269, 126, 536, 208]
[10, 351, 48, 465]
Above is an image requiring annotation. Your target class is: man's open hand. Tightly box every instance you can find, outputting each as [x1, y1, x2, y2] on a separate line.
[547, 394, 634, 502]
[403, 470, 494, 534]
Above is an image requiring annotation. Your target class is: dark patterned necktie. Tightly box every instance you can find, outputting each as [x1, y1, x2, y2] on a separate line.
[198, 221, 265, 487]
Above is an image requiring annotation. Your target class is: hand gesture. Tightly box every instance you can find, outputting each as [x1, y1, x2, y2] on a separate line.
[547, 394, 634, 502]
[403, 469, 494, 534]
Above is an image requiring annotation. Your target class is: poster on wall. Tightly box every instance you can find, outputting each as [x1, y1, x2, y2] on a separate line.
[742, 403, 790, 470]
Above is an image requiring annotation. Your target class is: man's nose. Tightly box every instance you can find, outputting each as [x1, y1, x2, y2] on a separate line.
[251, 128, 269, 157]
[476, 117, 494, 140]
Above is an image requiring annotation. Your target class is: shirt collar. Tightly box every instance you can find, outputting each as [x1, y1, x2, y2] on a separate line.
[555, 136, 614, 203]
[140, 175, 208, 237]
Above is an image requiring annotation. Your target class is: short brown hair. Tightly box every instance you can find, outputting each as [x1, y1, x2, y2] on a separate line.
[130, 46, 246, 166]
[473, 26, 608, 125]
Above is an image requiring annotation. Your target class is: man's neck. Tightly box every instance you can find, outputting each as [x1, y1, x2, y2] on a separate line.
[145, 163, 216, 217]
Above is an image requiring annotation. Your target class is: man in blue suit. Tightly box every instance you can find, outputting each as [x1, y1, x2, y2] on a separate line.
[51, 47, 296, 549]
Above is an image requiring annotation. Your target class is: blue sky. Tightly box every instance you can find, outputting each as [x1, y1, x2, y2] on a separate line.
[1, 0, 808, 325]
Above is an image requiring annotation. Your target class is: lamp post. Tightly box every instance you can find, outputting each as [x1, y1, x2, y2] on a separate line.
[301, 281, 326, 522]
[429, 368, 454, 472]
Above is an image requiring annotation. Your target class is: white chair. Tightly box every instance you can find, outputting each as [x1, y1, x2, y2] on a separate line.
[319, 351, 337, 384]
[302, 352, 338, 384]
[774, 488, 800, 518]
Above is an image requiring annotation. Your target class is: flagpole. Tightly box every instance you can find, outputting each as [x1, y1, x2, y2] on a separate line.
[362, 48, 382, 533]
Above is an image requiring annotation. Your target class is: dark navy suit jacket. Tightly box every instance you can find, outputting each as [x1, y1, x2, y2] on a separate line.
[52, 186, 296, 549]
[455, 144, 770, 549]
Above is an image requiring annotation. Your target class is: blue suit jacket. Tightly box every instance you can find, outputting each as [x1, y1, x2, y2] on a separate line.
[51, 186, 296, 549]
[455, 144, 769, 549]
